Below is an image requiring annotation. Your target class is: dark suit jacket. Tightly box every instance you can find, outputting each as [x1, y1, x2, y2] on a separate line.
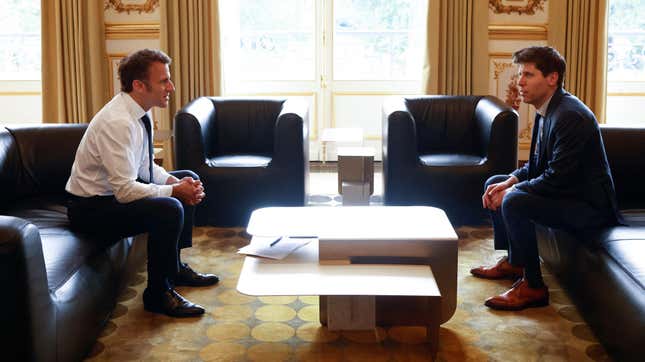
[511, 87, 621, 224]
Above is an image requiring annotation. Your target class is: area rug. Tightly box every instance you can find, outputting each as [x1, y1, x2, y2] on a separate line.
[85, 206, 612, 361]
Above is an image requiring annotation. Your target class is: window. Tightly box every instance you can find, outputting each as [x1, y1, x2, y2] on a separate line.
[606, 0, 645, 125]
[220, 0, 427, 160]
[0, 0, 41, 124]
[0, 0, 41, 80]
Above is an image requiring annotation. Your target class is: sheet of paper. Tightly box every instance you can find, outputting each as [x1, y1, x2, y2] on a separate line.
[238, 236, 315, 260]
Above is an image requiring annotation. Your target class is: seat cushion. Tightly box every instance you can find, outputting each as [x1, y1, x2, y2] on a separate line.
[419, 154, 485, 167]
[207, 154, 271, 168]
[6, 197, 119, 291]
[603, 238, 645, 290]
[622, 209, 645, 226]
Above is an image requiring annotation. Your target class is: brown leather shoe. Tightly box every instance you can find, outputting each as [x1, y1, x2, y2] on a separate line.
[470, 256, 523, 280]
[484, 278, 549, 311]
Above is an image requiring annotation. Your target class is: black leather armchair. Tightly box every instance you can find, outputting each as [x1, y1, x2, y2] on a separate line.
[382, 96, 518, 225]
[0, 124, 146, 362]
[174, 97, 309, 226]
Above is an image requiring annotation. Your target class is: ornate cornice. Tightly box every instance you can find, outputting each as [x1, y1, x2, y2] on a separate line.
[488, 0, 547, 15]
[104, 0, 159, 14]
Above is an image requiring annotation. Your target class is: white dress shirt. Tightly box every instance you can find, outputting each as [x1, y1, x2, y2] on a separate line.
[66, 92, 173, 203]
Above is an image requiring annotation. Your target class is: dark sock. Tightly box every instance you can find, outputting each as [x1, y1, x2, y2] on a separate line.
[523, 267, 545, 288]
[146, 278, 171, 296]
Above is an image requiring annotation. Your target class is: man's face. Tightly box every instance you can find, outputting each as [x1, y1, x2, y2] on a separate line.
[516, 62, 558, 108]
[137, 61, 175, 110]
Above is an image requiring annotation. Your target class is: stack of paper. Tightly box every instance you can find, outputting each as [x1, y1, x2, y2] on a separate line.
[238, 236, 316, 260]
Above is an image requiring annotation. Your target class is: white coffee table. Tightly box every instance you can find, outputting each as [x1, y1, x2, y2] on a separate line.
[244, 206, 458, 323]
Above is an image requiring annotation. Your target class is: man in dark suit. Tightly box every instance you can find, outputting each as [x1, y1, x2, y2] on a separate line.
[470, 46, 621, 310]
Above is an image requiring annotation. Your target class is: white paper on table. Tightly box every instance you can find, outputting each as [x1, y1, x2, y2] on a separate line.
[237, 236, 315, 260]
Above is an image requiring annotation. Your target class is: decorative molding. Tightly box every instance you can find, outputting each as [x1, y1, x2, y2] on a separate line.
[490, 57, 533, 147]
[488, 0, 546, 15]
[494, 62, 514, 80]
[0, 91, 41, 96]
[606, 92, 645, 97]
[104, 0, 159, 14]
[107, 53, 127, 98]
[105, 23, 160, 39]
[488, 25, 547, 40]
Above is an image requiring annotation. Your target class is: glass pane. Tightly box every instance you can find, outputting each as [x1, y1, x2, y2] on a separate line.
[0, 0, 40, 80]
[224, 0, 315, 81]
[333, 0, 426, 80]
[607, 0, 645, 83]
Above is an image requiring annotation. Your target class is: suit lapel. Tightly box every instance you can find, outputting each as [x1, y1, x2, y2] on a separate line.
[537, 88, 567, 170]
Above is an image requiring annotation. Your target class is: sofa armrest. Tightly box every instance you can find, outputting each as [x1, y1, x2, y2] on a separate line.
[0, 216, 55, 362]
[273, 98, 309, 168]
[382, 97, 418, 168]
[174, 97, 216, 171]
[599, 125, 645, 209]
[474, 96, 518, 172]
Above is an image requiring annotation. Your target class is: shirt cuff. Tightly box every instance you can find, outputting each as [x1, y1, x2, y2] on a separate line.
[153, 169, 173, 185]
[158, 184, 173, 198]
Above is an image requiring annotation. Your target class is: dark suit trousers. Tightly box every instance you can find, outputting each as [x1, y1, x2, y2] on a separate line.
[485, 175, 614, 286]
[67, 170, 198, 292]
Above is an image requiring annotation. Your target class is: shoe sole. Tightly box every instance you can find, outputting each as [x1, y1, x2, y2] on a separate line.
[174, 280, 220, 287]
[470, 271, 523, 280]
[484, 297, 549, 311]
[143, 304, 205, 318]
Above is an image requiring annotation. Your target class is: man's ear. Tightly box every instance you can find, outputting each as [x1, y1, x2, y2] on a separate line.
[546, 72, 559, 87]
[132, 79, 146, 93]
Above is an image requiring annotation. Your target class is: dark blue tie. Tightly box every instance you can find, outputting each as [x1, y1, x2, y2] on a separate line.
[140, 114, 154, 184]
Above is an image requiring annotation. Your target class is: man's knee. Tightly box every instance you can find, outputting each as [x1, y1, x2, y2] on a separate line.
[171, 169, 199, 181]
[485, 174, 511, 189]
[501, 190, 533, 217]
[152, 197, 184, 225]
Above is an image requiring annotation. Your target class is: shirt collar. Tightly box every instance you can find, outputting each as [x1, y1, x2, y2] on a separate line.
[536, 93, 554, 117]
[121, 92, 149, 121]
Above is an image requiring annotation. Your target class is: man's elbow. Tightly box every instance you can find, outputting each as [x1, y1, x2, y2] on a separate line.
[113, 185, 136, 204]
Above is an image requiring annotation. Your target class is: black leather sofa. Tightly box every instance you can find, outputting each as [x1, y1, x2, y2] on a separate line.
[0, 124, 146, 362]
[536, 125, 645, 361]
[382, 96, 518, 225]
[174, 97, 309, 226]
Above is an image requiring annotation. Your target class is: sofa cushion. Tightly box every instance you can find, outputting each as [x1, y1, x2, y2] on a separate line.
[419, 154, 485, 167]
[212, 99, 284, 155]
[6, 198, 119, 291]
[207, 154, 271, 168]
[405, 96, 482, 156]
[5, 125, 87, 200]
[603, 238, 645, 290]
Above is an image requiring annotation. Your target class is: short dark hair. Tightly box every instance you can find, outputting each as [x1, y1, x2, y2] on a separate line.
[118, 49, 171, 92]
[512, 46, 566, 88]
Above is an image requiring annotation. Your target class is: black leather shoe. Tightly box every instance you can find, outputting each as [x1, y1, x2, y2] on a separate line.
[143, 288, 205, 317]
[174, 263, 220, 287]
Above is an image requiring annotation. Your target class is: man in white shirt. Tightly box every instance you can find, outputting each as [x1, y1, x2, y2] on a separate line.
[66, 49, 218, 318]
[470, 46, 621, 311]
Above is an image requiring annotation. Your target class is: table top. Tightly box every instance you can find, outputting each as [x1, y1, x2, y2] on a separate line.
[337, 146, 375, 157]
[246, 206, 458, 241]
[237, 240, 441, 297]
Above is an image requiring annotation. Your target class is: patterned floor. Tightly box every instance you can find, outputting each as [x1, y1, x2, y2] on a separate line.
[85, 221, 611, 361]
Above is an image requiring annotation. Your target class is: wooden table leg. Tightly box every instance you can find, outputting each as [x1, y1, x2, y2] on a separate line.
[319, 296, 327, 325]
